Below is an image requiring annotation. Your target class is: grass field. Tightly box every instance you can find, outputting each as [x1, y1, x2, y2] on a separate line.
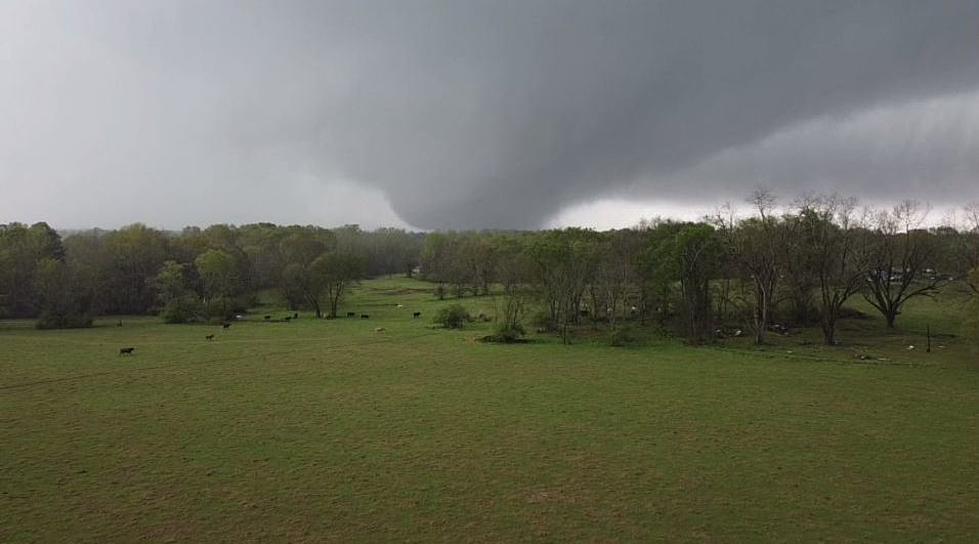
[2, 277, 977, 542]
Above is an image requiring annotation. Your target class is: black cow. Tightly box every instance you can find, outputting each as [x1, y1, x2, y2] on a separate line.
[293, 312, 299, 319]
[284, 316, 292, 322]
[360, 314, 370, 319]
[346, 312, 356, 318]
[412, 311, 421, 318]
[222, 323, 231, 329]
[264, 315, 272, 320]
[119, 347, 135, 356]
[205, 334, 215, 341]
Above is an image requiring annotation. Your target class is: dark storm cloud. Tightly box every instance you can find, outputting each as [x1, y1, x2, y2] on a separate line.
[2, 1, 978, 229]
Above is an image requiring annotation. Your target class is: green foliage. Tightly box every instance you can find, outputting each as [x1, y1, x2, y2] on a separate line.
[650, 223, 723, 343]
[608, 326, 638, 347]
[33, 258, 93, 329]
[433, 303, 470, 329]
[35, 312, 93, 329]
[310, 251, 366, 317]
[160, 295, 204, 324]
[482, 321, 526, 343]
[195, 249, 239, 319]
[0, 222, 66, 318]
[102, 224, 170, 314]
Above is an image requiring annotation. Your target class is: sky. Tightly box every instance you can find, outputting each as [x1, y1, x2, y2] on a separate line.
[2, 1, 978, 231]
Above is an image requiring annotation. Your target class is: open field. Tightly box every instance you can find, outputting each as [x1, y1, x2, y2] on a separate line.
[2, 277, 978, 542]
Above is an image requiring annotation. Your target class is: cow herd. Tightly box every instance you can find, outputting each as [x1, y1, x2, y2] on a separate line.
[118, 307, 424, 355]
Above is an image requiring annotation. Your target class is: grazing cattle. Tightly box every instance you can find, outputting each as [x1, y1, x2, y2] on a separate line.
[205, 334, 215, 341]
[222, 323, 231, 329]
[264, 315, 272, 320]
[117, 320, 123, 327]
[293, 312, 299, 319]
[412, 311, 421, 318]
[396, 304, 404, 308]
[346, 312, 356, 317]
[284, 316, 292, 322]
[360, 314, 370, 319]
[119, 347, 135, 356]
[375, 327, 386, 332]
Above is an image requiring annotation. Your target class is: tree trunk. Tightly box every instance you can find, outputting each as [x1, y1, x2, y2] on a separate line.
[821, 318, 836, 346]
[885, 310, 897, 328]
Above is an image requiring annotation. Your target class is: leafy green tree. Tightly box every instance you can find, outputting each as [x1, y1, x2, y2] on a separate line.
[0, 222, 65, 318]
[34, 258, 93, 329]
[195, 249, 239, 319]
[311, 252, 366, 318]
[657, 224, 723, 343]
[153, 260, 202, 323]
[102, 224, 169, 314]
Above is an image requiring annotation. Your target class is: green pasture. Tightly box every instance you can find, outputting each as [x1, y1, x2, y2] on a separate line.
[1, 277, 977, 542]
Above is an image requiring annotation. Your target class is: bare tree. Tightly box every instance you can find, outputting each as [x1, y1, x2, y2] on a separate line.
[593, 231, 639, 331]
[717, 189, 784, 344]
[862, 201, 943, 328]
[793, 194, 868, 345]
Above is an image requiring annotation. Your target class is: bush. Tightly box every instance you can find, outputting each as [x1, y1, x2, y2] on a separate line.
[433, 304, 470, 329]
[36, 312, 93, 330]
[161, 295, 203, 324]
[608, 327, 638, 347]
[485, 322, 526, 343]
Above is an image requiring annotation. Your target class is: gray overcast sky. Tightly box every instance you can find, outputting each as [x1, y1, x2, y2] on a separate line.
[2, 1, 978, 230]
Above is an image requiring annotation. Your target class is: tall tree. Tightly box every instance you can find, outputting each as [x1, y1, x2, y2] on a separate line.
[0, 223, 65, 318]
[195, 249, 239, 319]
[102, 224, 169, 314]
[862, 201, 943, 328]
[312, 251, 366, 318]
[714, 190, 785, 344]
[528, 229, 599, 344]
[794, 195, 868, 345]
[34, 258, 93, 329]
[667, 224, 723, 343]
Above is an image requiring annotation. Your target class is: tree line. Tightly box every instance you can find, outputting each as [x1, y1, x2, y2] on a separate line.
[0, 223, 421, 328]
[2, 193, 978, 344]
[419, 193, 979, 345]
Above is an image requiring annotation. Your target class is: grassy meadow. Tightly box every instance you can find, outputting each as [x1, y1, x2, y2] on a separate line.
[1, 277, 977, 542]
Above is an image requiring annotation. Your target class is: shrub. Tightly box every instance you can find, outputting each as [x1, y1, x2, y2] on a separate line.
[433, 304, 470, 329]
[483, 322, 526, 343]
[608, 327, 638, 347]
[36, 312, 93, 330]
[161, 295, 203, 324]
